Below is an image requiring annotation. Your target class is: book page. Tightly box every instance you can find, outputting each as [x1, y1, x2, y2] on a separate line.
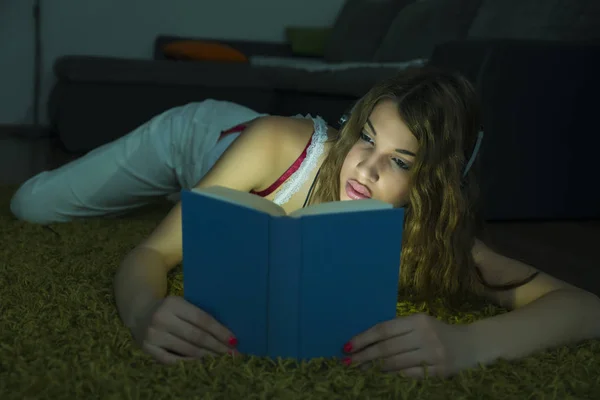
[289, 199, 392, 217]
[191, 186, 286, 217]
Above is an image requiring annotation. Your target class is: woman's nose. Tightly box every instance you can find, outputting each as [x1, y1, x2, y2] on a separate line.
[356, 155, 380, 183]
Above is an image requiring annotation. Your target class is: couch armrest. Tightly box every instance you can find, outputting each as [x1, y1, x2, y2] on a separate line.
[430, 39, 600, 220]
[154, 35, 294, 60]
[429, 38, 599, 86]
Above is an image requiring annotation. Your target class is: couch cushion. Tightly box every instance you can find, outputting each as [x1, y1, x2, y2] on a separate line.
[53, 56, 271, 89]
[324, 0, 413, 62]
[374, 0, 483, 62]
[256, 65, 415, 98]
[248, 56, 426, 97]
[53, 54, 423, 98]
[468, 0, 600, 41]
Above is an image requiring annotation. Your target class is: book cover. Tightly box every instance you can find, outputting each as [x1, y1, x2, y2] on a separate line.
[181, 189, 270, 355]
[182, 186, 404, 361]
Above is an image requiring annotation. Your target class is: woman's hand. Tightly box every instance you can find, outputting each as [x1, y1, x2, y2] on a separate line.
[343, 313, 477, 378]
[132, 296, 239, 364]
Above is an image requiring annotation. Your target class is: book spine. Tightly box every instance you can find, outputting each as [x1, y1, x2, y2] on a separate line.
[266, 217, 302, 360]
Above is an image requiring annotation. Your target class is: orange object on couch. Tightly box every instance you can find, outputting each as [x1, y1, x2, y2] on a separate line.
[162, 40, 248, 62]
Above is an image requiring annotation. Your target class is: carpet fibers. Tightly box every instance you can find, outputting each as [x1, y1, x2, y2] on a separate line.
[1, 186, 599, 399]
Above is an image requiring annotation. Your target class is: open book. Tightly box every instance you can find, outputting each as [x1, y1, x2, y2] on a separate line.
[181, 186, 404, 361]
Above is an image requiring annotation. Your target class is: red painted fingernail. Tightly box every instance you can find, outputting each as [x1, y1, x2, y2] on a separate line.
[342, 357, 352, 366]
[228, 337, 238, 347]
[343, 342, 353, 353]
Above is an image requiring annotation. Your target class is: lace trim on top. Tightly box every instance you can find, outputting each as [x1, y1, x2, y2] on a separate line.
[272, 116, 328, 206]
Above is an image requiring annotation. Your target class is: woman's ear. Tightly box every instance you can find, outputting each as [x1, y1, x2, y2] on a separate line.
[338, 113, 350, 128]
[338, 97, 364, 128]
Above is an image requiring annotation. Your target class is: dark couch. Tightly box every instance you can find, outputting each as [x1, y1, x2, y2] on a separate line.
[48, 35, 405, 153]
[46, 37, 600, 221]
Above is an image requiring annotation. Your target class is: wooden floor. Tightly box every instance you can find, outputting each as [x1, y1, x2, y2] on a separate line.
[482, 220, 600, 294]
[1, 132, 599, 295]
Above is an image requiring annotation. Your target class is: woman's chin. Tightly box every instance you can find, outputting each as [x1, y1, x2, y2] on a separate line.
[338, 192, 352, 202]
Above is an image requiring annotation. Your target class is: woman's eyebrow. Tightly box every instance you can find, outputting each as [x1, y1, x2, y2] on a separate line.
[367, 119, 416, 157]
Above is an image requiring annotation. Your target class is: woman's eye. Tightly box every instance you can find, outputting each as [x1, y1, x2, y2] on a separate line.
[359, 131, 410, 171]
[360, 131, 374, 144]
[393, 158, 410, 171]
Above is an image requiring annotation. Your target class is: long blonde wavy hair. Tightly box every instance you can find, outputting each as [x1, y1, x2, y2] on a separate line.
[308, 66, 487, 306]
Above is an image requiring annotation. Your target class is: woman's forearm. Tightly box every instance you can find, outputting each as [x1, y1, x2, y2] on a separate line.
[114, 247, 170, 330]
[469, 288, 600, 366]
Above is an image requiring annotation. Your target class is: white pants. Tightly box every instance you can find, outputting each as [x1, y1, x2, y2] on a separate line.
[10, 100, 265, 224]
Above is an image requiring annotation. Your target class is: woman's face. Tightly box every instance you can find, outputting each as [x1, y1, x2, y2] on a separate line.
[339, 99, 419, 207]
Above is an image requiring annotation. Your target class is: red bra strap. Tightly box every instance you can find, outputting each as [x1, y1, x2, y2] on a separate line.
[250, 137, 311, 197]
[220, 124, 247, 139]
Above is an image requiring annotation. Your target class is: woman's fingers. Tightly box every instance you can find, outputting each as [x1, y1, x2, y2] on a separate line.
[165, 313, 231, 355]
[169, 296, 236, 347]
[140, 296, 239, 364]
[145, 328, 219, 361]
[142, 342, 193, 364]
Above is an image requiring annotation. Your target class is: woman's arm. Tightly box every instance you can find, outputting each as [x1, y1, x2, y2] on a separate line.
[114, 246, 173, 330]
[113, 116, 299, 331]
[468, 239, 600, 365]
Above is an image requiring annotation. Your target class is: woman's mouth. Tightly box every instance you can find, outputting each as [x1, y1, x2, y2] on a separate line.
[345, 179, 372, 200]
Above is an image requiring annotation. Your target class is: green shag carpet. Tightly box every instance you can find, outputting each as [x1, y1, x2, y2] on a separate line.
[1, 186, 599, 400]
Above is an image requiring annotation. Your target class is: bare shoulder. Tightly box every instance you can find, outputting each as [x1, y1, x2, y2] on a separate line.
[230, 116, 315, 163]
[244, 116, 317, 191]
[195, 115, 313, 189]
[250, 115, 316, 149]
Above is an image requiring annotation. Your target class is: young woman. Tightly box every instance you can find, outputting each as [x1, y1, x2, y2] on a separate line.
[10, 67, 600, 378]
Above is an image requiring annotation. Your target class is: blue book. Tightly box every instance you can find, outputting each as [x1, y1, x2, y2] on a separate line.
[181, 186, 404, 361]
